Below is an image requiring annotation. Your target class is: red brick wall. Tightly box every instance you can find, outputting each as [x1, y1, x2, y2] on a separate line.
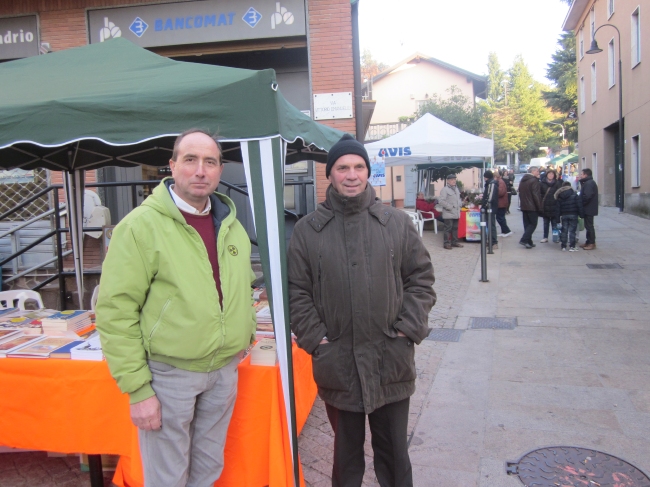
[308, 0, 357, 202]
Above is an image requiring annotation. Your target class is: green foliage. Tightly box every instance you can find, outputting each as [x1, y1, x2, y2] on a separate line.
[481, 54, 555, 161]
[543, 32, 578, 142]
[415, 85, 485, 135]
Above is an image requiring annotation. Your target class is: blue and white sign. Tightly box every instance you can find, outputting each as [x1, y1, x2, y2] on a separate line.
[368, 156, 386, 187]
[243, 7, 262, 28]
[88, 0, 306, 47]
[129, 17, 148, 37]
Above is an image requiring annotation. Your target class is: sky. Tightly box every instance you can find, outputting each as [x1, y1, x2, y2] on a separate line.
[359, 0, 571, 85]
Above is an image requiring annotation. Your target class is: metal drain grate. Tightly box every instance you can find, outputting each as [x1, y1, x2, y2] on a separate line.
[506, 446, 650, 486]
[587, 263, 623, 269]
[468, 317, 517, 330]
[425, 329, 463, 342]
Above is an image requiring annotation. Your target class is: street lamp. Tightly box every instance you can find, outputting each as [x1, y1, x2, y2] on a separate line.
[587, 24, 624, 212]
[545, 121, 566, 144]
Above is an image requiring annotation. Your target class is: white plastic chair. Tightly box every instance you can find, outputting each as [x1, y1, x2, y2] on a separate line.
[402, 211, 423, 237]
[0, 290, 45, 310]
[416, 210, 438, 234]
[90, 285, 100, 312]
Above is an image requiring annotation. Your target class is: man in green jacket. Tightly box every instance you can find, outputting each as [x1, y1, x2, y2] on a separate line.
[288, 134, 436, 487]
[96, 129, 255, 487]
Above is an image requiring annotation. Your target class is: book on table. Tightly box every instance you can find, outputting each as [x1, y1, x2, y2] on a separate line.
[49, 340, 85, 359]
[70, 333, 103, 361]
[41, 310, 92, 334]
[8, 336, 78, 359]
[0, 329, 22, 343]
[0, 335, 46, 357]
[250, 338, 277, 366]
[0, 308, 21, 319]
[0, 316, 43, 335]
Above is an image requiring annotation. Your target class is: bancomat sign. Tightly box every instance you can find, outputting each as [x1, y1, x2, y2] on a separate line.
[0, 15, 39, 60]
[88, 0, 306, 47]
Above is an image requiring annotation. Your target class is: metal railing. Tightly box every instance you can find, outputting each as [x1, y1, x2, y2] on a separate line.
[365, 122, 411, 142]
[1, 177, 314, 308]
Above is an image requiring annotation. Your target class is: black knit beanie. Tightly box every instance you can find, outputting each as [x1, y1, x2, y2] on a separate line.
[325, 134, 371, 178]
[483, 170, 494, 179]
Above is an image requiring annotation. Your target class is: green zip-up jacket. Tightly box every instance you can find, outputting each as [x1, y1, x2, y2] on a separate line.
[96, 178, 256, 404]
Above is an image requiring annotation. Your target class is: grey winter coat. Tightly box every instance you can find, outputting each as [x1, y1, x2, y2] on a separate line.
[438, 184, 462, 219]
[288, 184, 436, 414]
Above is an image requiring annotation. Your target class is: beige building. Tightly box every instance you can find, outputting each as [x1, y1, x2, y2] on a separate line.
[364, 53, 487, 206]
[563, 0, 648, 216]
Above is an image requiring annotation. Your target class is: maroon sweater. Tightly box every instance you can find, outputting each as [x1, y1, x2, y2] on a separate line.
[180, 210, 223, 306]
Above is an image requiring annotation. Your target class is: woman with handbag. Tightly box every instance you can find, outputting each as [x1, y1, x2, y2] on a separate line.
[539, 170, 562, 243]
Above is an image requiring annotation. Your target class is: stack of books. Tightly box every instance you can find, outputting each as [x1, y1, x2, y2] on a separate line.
[250, 338, 277, 366]
[70, 333, 103, 361]
[7, 336, 78, 359]
[0, 329, 22, 343]
[0, 307, 21, 320]
[41, 310, 92, 334]
[254, 300, 274, 337]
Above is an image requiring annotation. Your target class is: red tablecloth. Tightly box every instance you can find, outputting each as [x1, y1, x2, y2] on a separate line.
[458, 211, 467, 238]
[0, 344, 317, 487]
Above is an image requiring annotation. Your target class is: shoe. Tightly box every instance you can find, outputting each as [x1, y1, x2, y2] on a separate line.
[502, 232, 513, 237]
[518, 241, 527, 247]
[562, 247, 567, 251]
[525, 243, 532, 249]
[492, 244, 498, 249]
[540, 238, 548, 243]
[583, 244, 596, 250]
[569, 247, 579, 252]
[451, 243, 464, 248]
[579, 243, 588, 248]
[444, 244, 452, 250]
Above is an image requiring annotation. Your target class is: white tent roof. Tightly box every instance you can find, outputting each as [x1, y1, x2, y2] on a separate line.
[365, 113, 494, 167]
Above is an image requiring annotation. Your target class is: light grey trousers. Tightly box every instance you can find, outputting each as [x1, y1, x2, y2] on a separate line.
[139, 357, 239, 487]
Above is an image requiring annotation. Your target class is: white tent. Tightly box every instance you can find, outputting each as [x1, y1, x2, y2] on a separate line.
[365, 113, 494, 166]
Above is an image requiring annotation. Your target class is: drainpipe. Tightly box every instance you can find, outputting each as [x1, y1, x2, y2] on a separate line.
[351, 0, 363, 141]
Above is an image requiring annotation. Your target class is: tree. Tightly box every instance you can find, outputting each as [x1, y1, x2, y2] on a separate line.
[482, 54, 555, 161]
[361, 49, 387, 82]
[543, 32, 578, 143]
[415, 85, 485, 135]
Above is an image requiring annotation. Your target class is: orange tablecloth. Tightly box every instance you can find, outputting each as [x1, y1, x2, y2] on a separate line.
[0, 344, 317, 487]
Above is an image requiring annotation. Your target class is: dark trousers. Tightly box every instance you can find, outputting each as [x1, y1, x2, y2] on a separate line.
[520, 211, 538, 245]
[487, 210, 498, 244]
[542, 216, 559, 238]
[560, 215, 578, 248]
[496, 208, 511, 234]
[507, 193, 512, 212]
[584, 215, 596, 244]
[325, 398, 412, 487]
[443, 218, 459, 245]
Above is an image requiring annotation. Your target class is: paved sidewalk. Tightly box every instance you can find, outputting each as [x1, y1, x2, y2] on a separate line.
[300, 204, 650, 486]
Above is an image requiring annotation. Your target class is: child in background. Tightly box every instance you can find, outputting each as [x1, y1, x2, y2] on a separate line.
[554, 181, 584, 251]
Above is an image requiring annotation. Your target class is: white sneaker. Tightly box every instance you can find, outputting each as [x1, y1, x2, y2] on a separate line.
[562, 247, 567, 251]
[569, 247, 579, 252]
[501, 232, 513, 237]
[540, 238, 548, 243]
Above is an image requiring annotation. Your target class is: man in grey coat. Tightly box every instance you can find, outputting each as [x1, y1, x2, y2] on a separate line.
[288, 134, 436, 487]
[438, 173, 463, 249]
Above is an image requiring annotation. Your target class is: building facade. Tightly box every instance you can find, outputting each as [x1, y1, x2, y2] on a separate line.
[563, 0, 648, 216]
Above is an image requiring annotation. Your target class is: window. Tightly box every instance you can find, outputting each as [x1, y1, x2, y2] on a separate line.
[592, 153, 598, 184]
[632, 135, 641, 187]
[608, 0, 615, 18]
[579, 29, 584, 59]
[580, 76, 586, 113]
[608, 39, 616, 87]
[590, 8, 595, 44]
[581, 156, 586, 171]
[591, 63, 597, 103]
[632, 7, 641, 67]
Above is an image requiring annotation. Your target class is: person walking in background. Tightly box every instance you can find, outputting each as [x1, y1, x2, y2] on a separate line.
[518, 167, 543, 249]
[540, 169, 562, 243]
[494, 170, 512, 238]
[481, 170, 499, 249]
[555, 181, 584, 251]
[439, 174, 464, 249]
[579, 168, 599, 250]
[506, 169, 516, 214]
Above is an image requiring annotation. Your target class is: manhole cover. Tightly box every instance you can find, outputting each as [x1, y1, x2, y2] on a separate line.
[468, 317, 517, 330]
[425, 329, 463, 342]
[587, 263, 622, 269]
[507, 446, 650, 487]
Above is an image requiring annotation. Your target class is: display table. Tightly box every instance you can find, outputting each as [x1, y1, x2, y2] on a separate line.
[458, 210, 467, 239]
[0, 344, 317, 487]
